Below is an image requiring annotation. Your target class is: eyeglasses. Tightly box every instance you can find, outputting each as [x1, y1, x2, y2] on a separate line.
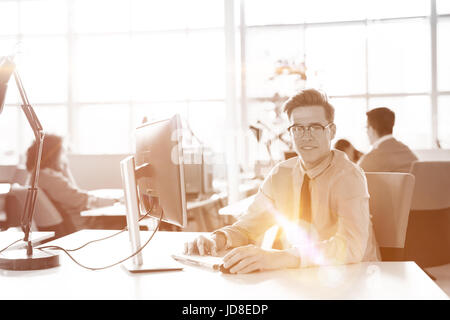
[288, 122, 333, 137]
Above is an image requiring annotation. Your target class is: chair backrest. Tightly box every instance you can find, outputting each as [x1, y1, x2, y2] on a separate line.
[365, 172, 415, 249]
[409, 161, 450, 211]
[11, 166, 29, 185]
[0, 165, 17, 183]
[6, 184, 64, 229]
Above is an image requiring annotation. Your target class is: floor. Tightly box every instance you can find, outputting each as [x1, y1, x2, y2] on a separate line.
[426, 263, 450, 298]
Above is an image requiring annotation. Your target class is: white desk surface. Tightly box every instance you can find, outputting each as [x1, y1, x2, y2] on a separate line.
[0, 230, 447, 300]
[218, 194, 256, 217]
[0, 183, 11, 194]
[87, 188, 124, 199]
[81, 203, 126, 217]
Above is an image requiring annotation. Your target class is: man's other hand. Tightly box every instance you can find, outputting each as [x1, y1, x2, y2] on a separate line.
[183, 232, 226, 256]
[222, 244, 300, 274]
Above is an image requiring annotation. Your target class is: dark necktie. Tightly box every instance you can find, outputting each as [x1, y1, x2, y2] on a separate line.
[300, 174, 311, 223]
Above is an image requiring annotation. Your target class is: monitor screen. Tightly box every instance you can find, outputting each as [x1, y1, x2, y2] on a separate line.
[134, 114, 187, 228]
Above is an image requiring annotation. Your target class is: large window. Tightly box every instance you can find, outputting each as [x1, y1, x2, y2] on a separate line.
[1, 0, 225, 162]
[1, 0, 449, 166]
[244, 0, 449, 157]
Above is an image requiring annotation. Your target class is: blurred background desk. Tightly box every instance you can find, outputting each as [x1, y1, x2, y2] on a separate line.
[218, 194, 256, 219]
[185, 178, 261, 232]
[81, 179, 262, 232]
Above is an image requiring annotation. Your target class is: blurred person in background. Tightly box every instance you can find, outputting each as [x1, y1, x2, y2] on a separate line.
[358, 107, 418, 173]
[25, 133, 121, 237]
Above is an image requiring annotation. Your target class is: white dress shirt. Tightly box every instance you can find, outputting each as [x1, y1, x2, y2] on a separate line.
[218, 150, 381, 268]
[371, 134, 394, 150]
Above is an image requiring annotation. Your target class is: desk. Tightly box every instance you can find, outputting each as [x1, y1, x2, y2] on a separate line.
[218, 194, 256, 218]
[185, 179, 261, 231]
[0, 230, 447, 300]
[80, 198, 221, 231]
[79, 191, 224, 231]
[81, 181, 261, 232]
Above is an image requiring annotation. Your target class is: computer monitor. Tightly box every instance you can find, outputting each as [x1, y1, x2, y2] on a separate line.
[120, 114, 187, 272]
[135, 114, 187, 228]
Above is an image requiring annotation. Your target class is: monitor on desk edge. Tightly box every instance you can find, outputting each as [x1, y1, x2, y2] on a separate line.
[119, 114, 187, 272]
[135, 114, 187, 228]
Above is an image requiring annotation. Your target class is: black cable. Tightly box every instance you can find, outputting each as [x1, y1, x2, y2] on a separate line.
[0, 209, 152, 255]
[0, 212, 143, 256]
[59, 206, 154, 252]
[0, 238, 22, 254]
[38, 208, 164, 271]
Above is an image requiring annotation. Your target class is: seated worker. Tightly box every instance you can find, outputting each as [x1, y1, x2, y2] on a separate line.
[357, 107, 418, 173]
[334, 139, 364, 163]
[25, 133, 122, 237]
[184, 88, 380, 273]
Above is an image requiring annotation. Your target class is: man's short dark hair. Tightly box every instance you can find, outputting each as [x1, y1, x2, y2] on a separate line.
[283, 88, 335, 122]
[366, 107, 395, 136]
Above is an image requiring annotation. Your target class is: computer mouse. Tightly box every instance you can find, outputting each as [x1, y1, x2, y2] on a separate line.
[219, 263, 234, 274]
[219, 263, 259, 274]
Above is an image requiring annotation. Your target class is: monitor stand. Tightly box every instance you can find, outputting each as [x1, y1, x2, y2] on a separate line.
[120, 155, 184, 274]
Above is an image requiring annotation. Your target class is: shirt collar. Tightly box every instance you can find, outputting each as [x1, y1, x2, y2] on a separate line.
[299, 151, 334, 179]
[372, 134, 393, 150]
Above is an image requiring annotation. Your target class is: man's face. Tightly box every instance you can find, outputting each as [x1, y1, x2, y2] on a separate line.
[289, 106, 335, 169]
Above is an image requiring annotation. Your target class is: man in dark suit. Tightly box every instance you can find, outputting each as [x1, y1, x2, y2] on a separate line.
[358, 107, 418, 173]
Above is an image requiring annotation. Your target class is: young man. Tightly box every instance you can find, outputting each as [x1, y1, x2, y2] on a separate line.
[184, 89, 380, 273]
[358, 107, 418, 173]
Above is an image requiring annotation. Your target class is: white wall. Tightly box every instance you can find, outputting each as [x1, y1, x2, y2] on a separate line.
[413, 149, 450, 161]
[68, 154, 131, 190]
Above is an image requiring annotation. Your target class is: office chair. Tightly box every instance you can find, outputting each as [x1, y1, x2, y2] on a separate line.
[5, 183, 64, 232]
[365, 172, 415, 261]
[11, 166, 29, 186]
[405, 161, 450, 268]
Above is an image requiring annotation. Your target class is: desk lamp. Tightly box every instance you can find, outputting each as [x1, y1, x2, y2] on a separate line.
[0, 56, 59, 270]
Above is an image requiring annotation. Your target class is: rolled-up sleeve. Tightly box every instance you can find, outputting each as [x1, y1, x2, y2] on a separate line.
[218, 165, 279, 248]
